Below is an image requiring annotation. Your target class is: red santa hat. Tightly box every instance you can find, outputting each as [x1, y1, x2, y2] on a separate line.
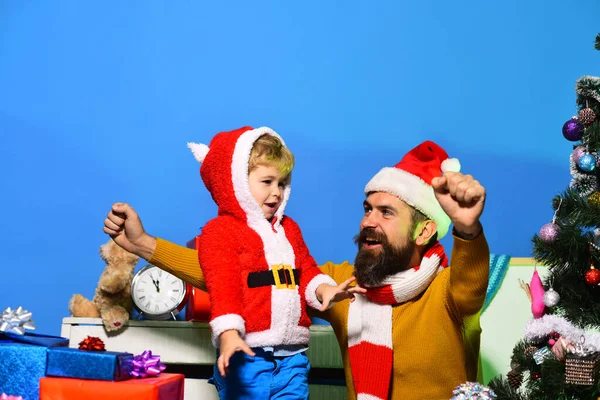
[364, 140, 460, 238]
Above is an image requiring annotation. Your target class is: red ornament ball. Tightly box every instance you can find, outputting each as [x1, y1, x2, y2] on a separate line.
[585, 267, 600, 286]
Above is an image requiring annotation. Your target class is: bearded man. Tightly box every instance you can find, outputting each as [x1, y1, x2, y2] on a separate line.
[104, 140, 489, 400]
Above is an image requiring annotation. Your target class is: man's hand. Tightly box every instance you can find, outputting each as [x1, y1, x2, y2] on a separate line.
[316, 277, 367, 312]
[218, 330, 255, 377]
[431, 172, 485, 237]
[103, 202, 156, 260]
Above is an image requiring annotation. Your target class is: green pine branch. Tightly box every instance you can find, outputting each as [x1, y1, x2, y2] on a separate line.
[533, 189, 600, 327]
[489, 338, 600, 399]
[575, 77, 600, 110]
[511, 340, 539, 369]
[595, 33, 600, 51]
[487, 376, 528, 400]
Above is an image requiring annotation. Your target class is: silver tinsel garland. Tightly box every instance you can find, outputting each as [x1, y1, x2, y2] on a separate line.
[525, 315, 600, 350]
[576, 76, 600, 104]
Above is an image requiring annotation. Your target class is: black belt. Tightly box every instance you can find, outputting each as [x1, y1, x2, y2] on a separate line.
[247, 268, 300, 289]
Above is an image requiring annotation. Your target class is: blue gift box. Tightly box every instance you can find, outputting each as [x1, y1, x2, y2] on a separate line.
[0, 332, 68, 400]
[46, 347, 134, 381]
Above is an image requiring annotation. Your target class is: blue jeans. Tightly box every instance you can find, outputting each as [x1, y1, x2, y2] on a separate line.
[209, 349, 310, 399]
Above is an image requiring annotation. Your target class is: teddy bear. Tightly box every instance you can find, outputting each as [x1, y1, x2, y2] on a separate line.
[69, 238, 139, 332]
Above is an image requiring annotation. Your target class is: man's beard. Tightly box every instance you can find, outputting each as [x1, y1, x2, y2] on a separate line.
[353, 228, 416, 287]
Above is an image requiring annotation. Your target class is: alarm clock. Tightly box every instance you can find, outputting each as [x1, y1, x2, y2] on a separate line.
[131, 264, 189, 320]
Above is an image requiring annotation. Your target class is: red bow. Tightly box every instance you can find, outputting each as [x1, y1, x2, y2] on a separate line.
[78, 336, 106, 351]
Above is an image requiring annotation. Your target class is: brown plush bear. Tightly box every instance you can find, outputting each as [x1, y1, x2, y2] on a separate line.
[69, 239, 139, 332]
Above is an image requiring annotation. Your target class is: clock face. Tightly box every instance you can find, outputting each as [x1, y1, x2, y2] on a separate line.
[131, 265, 187, 318]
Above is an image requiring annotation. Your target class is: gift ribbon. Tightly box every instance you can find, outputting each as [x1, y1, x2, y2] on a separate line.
[78, 336, 106, 351]
[1, 394, 24, 400]
[130, 350, 166, 378]
[0, 307, 35, 336]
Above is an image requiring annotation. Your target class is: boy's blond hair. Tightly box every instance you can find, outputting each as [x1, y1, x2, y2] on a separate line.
[248, 134, 295, 177]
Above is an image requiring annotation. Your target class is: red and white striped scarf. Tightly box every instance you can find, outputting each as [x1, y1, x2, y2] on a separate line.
[347, 242, 448, 400]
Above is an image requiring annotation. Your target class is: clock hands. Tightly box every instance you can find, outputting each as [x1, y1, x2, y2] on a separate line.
[134, 265, 186, 320]
[150, 274, 161, 293]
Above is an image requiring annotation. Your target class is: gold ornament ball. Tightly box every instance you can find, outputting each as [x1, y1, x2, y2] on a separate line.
[588, 192, 600, 207]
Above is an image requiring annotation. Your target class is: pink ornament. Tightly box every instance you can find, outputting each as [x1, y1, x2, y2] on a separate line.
[530, 269, 546, 319]
[539, 223, 559, 242]
[573, 146, 587, 164]
[549, 338, 556, 346]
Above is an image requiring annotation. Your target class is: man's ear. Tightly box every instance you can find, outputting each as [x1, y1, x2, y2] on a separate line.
[414, 220, 437, 246]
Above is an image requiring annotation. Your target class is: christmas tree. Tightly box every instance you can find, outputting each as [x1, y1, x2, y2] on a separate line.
[489, 34, 600, 400]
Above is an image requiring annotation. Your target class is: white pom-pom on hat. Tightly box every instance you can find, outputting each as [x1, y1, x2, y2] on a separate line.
[441, 158, 461, 173]
[187, 142, 210, 163]
[364, 141, 460, 239]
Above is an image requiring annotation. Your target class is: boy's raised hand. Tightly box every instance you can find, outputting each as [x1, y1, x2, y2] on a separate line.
[218, 330, 256, 377]
[317, 277, 367, 312]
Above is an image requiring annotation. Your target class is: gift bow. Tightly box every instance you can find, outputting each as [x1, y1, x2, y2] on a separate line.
[451, 382, 497, 399]
[1, 393, 24, 400]
[78, 336, 106, 351]
[0, 307, 35, 336]
[131, 350, 166, 378]
[569, 335, 597, 357]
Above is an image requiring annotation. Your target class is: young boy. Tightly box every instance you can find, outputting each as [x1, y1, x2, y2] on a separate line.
[188, 126, 363, 399]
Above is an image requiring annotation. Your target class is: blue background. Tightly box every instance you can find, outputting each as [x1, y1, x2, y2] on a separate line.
[1, 0, 599, 335]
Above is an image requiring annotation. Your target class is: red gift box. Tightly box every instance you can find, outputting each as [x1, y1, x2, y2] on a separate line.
[39, 373, 184, 400]
[185, 236, 211, 322]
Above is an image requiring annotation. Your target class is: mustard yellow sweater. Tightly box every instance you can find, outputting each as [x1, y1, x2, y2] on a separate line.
[149, 233, 489, 400]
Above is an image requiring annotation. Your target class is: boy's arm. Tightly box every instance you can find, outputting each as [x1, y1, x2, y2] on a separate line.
[310, 261, 357, 320]
[198, 219, 245, 344]
[447, 230, 490, 318]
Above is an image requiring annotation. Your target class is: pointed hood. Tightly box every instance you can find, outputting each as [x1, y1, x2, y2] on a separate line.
[188, 126, 291, 230]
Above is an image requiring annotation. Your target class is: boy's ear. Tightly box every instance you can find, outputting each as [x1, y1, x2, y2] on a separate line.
[414, 220, 437, 246]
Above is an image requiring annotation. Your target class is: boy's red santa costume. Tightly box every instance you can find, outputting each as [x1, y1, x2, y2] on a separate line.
[188, 126, 336, 348]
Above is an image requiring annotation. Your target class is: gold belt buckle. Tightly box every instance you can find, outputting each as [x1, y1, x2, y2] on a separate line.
[272, 264, 296, 289]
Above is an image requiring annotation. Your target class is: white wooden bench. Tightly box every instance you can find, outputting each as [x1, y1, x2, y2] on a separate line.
[61, 318, 347, 399]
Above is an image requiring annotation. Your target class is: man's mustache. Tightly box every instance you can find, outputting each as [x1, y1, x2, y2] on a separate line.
[353, 228, 389, 247]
